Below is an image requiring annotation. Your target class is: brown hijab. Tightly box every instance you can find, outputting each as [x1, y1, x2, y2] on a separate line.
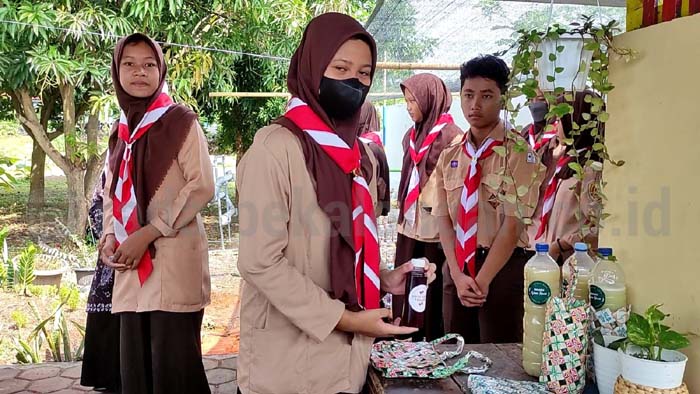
[275, 13, 377, 311]
[287, 13, 377, 146]
[357, 101, 390, 215]
[108, 33, 197, 230]
[397, 73, 462, 222]
[356, 100, 381, 135]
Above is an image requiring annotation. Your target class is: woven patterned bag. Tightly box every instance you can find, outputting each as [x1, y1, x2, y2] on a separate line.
[468, 375, 549, 394]
[370, 333, 492, 379]
[539, 257, 591, 393]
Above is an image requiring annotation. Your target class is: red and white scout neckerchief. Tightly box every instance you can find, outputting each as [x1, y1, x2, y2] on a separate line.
[455, 135, 503, 277]
[284, 98, 380, 309]
[528, 122, 558, 151]
[360, 131, 384, 149]
[113, 91, 173, 286]
[535, 149, 586, 239]
[403, 113, 454, 227]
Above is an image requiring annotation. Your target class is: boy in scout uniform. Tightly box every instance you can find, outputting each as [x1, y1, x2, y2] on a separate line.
[433, 55, 545, 343]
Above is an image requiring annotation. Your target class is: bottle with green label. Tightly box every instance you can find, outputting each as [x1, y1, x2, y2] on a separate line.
[522, 243, 561, 377]
[589, 247, 627, 312]
[562, 242, 596, 302]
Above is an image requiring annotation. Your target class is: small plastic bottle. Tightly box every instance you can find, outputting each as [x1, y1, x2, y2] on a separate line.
[401, 258, 427, 328]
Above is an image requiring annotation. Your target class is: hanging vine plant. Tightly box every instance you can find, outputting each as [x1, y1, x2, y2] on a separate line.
[497, 15, 636, 242]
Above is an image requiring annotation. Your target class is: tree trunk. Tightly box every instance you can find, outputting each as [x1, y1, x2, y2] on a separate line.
[65, 169, 88, 235]
[27, 139, 46, 209]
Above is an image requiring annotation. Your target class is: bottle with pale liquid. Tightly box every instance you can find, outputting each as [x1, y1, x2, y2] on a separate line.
[589, 247, 627, 312]
[522, 243, 561, 377]
[561, 242, 596, 302]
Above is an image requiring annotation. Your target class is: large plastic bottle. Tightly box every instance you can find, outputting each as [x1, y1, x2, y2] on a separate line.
[589, 247, 627, 312]
[562, 242, 596, 302]
[522, 243, 561, 377]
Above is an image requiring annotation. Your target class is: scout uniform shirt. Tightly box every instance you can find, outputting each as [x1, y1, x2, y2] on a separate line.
[236, 124, 378, 394]
[541, 166, 602, 260]
[398, 133, 464, 242]
[103, 121, 215, 313]
[432, 123, 545, 249]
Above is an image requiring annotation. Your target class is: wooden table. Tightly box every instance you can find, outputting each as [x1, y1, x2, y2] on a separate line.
[368, 343, 536, 394]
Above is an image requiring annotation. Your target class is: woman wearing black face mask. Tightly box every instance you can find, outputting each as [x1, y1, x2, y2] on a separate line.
[235, 13, 437, 394]
[524, 88, 559, 249]
[522, 89, 553, 152]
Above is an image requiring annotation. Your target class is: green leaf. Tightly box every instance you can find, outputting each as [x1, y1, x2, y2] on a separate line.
[546, 75, 556, 83]
[492, 146, 506, 157]
[584, 41, 601, 51]
[609, 338, 627, 351]
[590, 161, 604, 172]
[504, 193, 517, 204]
[592, 143, 605, 151]
[628, 313, 654, 347]
[534, 50, 543, 58]
[567, 162, 584, 175]
[556, 45, 565, 53]
[579, 60, 588, 73]
[552, 103, 573, 117]
[486, 177, 501, 190]
[516, 185, 529, 197]
[598, 112, 610, 122]
[659, 330, 691, 350]
[645, 304, 667, 324]
[554, 67, 564, 74]
[501, 176, 515, 185]
[548, 53, 557, 62]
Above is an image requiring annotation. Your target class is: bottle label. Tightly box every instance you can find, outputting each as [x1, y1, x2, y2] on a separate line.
[408, 284, 427, 312]
[528, 281, 552, 305]
[590, 285, 606, 309]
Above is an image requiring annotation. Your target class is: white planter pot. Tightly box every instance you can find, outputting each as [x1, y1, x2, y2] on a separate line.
[593, 341, 620, 394]
[33, 267, 65, 288]
[74, 267, 96, 287]
[618, 345, 688, 389]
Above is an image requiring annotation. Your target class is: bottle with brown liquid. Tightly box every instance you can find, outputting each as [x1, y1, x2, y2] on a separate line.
[401, 258, 427, 328]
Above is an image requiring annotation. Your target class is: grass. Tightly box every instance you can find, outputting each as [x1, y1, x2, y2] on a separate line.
[0, 177, 69, 256]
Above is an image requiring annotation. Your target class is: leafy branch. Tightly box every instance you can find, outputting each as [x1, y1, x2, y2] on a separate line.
[504, 15, 633, 240]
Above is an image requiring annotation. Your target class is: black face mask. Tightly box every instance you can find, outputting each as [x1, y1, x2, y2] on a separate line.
[318, 76, 370, 120]
[528, 101, 548, 123]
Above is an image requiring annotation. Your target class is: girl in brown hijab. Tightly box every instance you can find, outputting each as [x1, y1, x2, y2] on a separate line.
[236, 13, 436, 394]
[99, 33, 214, 394]
[394, 73, 463, 340]
[358, 100, 391, 216]
[535, 90, 603, 262]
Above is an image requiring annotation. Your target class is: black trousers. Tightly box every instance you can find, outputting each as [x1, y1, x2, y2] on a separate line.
[392, 233, 446, 341]
[443, 248, 534, 344]
[119, 310, 210, 394]
[81, 312, 121, 391]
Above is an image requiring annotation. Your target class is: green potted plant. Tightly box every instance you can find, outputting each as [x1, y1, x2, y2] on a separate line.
[11, 243, 38, 295]
[32, 251, 66, 288]
[40, 218, 98, 287]
[618, 304, 690, 389]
